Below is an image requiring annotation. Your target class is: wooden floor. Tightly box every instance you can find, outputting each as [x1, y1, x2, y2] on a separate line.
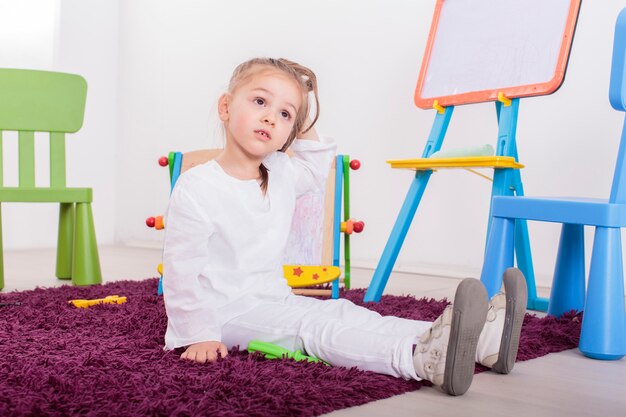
[2, 246, 625, 416]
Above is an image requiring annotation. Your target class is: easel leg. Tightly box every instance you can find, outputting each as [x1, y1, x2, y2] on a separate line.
[488, 99, 544, 309]
[343, 155, 351, 290]
[481, 216, 515, 297]
[332, 155, 344, 299]
[363, 107, 453, 302]
[364, 171, 433, 302]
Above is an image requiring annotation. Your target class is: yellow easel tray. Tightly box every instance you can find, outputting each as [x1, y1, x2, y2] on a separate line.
[387, 156, 524, 170]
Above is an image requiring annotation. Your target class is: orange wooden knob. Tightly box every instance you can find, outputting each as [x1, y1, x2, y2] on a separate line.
[340, 220, 354, 235]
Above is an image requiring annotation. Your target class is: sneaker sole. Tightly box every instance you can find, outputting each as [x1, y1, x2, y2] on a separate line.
[442, 278, 488, 396]
[491, 268, 528, 374]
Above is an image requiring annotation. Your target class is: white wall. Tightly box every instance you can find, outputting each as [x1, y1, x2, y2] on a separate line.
[55, 0, 119, 248]
[0, 0, 118, 248]
[115, 0, 626, 288]
[0, 1, 56, 68]
[3, 0, 626, 290]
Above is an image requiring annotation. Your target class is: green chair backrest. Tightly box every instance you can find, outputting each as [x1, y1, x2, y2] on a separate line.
[0, 68, 87, 132]
[0, 69, 87, 189]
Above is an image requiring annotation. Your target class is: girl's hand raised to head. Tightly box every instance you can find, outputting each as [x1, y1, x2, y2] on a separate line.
[181, 341, 228, 363]
[299, 118, 319, 141]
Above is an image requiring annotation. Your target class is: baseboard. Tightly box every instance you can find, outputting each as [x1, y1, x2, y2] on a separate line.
[349, 259, 554, 291]
[119, 239, 163, 250]
[349, 259, 481, 279]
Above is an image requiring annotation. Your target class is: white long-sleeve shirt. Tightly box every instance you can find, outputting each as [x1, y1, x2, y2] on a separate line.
[163, 137, 336, 349]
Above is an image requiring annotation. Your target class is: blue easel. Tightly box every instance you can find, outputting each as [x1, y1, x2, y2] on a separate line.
[363, 97, 545, 310]
[363, 0, 581, 308]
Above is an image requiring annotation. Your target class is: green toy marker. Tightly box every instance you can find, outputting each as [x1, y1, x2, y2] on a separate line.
[247, 341, 330, 366]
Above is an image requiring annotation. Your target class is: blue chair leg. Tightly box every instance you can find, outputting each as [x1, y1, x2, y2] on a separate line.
[515, 218, 549, 311]
[548, 223, 586, 317]
[579, 226, 626, 360]
[481, 216, 515, 298]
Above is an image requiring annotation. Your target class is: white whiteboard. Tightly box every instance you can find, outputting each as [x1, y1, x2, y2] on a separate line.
[414, 0, 581, 108]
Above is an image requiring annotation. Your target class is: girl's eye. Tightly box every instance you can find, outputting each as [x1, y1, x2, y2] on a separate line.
[280, 110, 291, 120]
[254, 98, 265, 106]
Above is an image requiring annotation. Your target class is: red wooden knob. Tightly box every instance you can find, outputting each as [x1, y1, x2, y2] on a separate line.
[158, 156, 169, 167]
[349, 159, 361, 170]
[353, 221, 365, 233]
[146, 217, 156, 228]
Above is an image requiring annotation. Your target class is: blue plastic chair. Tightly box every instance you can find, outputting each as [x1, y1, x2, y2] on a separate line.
[480, 9, 626, 361]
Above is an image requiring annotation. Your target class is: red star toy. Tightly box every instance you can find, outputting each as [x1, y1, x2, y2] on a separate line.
[293, 267, 304, 277]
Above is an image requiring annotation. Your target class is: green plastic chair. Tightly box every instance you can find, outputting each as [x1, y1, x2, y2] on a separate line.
[0, 68, 102, 289]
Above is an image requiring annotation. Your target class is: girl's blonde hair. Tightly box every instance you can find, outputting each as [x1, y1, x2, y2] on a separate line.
[225, 58, 320, 192]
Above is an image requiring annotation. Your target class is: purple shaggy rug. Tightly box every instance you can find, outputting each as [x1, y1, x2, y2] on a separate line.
[0, 278, 581, 416]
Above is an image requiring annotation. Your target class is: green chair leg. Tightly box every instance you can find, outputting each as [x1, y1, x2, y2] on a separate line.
[0, 204, 3, 290]
[56, 202, 74, 279]
[72, 202, 102, 286]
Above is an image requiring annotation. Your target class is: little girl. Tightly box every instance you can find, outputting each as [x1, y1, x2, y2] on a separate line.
[162, 57, 528, 396]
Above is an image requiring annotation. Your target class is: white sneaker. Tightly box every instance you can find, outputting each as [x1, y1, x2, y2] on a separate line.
[413, 305, 453, 387]
[476, 293, 506, 368]
[476, 268, 528, 374]
[413, 278, 488, 396]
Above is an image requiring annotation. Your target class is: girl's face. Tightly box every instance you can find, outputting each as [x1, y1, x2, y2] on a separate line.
[219, 69, 303, 159]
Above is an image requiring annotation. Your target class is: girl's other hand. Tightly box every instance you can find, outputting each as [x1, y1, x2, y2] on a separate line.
[181, 341, 228, 363]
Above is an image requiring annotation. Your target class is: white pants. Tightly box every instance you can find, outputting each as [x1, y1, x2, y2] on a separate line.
[221, 294, 432, 380]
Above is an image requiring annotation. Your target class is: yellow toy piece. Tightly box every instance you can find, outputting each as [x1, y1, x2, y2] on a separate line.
[69, 295, 127, 308]
[432, 99, 445, 114]
[497, 91, 512, 107]
[283, 265, 341, 288]
[157, 263, 163, 275]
